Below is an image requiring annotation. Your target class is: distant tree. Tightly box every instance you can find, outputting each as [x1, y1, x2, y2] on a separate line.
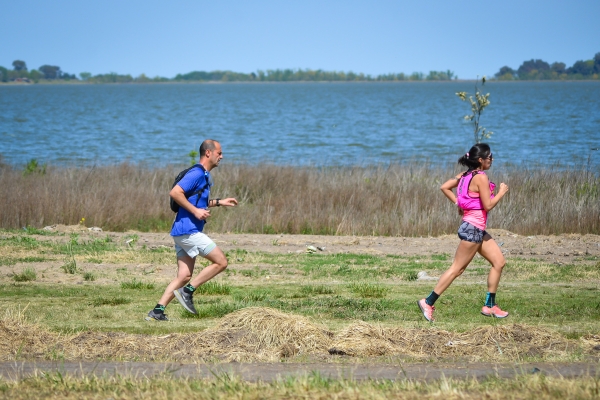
[0, 66, 7, 82]
[39, 65, 61, 79]
[550, 62, 566, 74]
[494, 66, 516, 80]
[89, 72, 133, 83]
[28, 69, 43, 82]
[425, 70, 454, 80]
[62, 72, 77, 80]
[518, 59, 550, 74]
[6, 69, 28, 80]
[594, 52, 600, 74]
[135, 73, 151, 83]
[12, 60, 27, 71]
[79, 72, 92, 81]
[568, 59, 594, 76]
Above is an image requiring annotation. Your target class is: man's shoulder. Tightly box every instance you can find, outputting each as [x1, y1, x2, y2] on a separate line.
[177, 165, 207, 189]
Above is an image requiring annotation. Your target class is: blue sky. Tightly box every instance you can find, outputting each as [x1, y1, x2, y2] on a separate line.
[2, 0, 599, 79]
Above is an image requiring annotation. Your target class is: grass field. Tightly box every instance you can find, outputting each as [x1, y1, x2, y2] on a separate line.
[0, 228, 599, 398]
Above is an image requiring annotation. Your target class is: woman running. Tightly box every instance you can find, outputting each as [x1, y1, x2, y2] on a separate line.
[417, 143, 509, 322]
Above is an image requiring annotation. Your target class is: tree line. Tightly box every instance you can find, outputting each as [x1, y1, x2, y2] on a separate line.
[495, 52, 600, 80]
[1, 52, 598, 83]
[0, 60, 456, 83]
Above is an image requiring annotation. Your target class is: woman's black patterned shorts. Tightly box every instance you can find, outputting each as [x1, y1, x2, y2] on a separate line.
[457, 221, 488, 243]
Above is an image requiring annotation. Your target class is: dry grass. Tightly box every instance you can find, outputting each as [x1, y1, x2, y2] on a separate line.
[1, 307, 596, 363]
[1, 163, 598, 235]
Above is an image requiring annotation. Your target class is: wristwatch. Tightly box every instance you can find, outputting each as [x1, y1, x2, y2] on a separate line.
[216, 198, 221, 207]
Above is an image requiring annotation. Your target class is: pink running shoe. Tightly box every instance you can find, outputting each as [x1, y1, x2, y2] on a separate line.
[417, 299, 435, 322]
[481, 305, 509, 318]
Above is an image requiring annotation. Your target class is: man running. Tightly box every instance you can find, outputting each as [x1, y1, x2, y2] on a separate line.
[146, 139, 238, 321]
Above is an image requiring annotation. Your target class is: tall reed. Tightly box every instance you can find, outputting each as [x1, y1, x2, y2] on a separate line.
[1, 163, 597, 235]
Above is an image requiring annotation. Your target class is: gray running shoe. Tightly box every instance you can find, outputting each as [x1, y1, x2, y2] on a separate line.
[145, 309, 169, 321]
[174, 287, 197, 314]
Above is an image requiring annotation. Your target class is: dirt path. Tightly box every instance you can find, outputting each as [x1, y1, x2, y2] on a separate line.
[36, 224, 600, 261]
[0, 360, 597, 382]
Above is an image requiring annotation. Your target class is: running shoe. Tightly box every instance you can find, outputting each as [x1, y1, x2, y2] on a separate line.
[174, 287, 197, 314]
[145, 309, 169, 321]
[417, 298, 435, 322]
[481, 305, 509, 318]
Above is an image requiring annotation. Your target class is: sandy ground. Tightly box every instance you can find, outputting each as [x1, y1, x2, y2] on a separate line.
[5, 225, 598, 286]
[29, 224, 600, 260]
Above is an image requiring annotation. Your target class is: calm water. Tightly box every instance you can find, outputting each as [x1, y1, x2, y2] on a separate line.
[1, 81, 599, 168]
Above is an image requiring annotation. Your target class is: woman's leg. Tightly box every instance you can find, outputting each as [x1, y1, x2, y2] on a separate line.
[418, 239, 481, 321]
[478, 235, 506, 294]
[432, 240, 481, 295]
[478, 234, 509, 317]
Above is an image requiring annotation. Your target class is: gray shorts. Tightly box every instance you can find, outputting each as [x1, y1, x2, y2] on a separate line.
[457, 221, 488, 244]
[173, 232, 217, 258]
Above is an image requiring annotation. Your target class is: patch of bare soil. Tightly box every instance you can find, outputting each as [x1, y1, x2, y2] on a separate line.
[29, 224, 600, 261]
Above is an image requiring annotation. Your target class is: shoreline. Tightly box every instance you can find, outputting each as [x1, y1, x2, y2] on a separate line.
[2, 79, 600, 86]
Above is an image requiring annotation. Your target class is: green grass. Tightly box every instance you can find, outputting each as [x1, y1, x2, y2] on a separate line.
[12, 267, 36, 282]
[2, 372, 599, 399]
[91, 296, 132, 307]
[2, 277, 594, 335]
[0, 231, 599, 338]
[82, 271, 96, 281]
[348, 283, 390, 298]
[300, 284, 335, 295]
[61, 259, 78, 274]
[121, 279, 155, 290]
[196, 281, 232, 295]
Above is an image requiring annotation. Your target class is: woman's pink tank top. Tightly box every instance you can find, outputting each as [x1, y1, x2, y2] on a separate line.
[457, 171, 495, 229]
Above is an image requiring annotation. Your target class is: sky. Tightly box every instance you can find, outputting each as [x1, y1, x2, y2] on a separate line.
[2, 0, 599, 80]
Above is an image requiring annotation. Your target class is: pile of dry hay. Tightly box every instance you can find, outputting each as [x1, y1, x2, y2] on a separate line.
[0, 307, 596, 363]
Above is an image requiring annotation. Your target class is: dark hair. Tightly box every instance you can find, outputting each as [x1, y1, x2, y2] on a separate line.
[199, 139, 219, 157]
[458, 143, 491, 171]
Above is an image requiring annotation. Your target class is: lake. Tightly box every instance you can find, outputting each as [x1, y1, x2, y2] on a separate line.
[1, 81, 599, 169]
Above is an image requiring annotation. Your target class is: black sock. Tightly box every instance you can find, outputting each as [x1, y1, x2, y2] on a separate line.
[154, 304, 165, 313]
[425, 291, 439, 306]
[485, 292, 496, 307]
[183, 284, 196, 294]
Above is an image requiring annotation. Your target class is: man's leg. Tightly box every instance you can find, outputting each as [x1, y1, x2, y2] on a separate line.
[159, 255, 196, 306]
[146, 255, 196, 321]
[189, 247, 228, 288]
[173, 247, 228, 315]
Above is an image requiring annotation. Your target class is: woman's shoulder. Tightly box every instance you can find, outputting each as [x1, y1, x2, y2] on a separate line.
[471, 171, 489, 183]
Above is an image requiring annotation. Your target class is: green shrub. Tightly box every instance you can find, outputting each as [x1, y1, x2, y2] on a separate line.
[83, 272, 96, 281]
[13, 267, 37, 282]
